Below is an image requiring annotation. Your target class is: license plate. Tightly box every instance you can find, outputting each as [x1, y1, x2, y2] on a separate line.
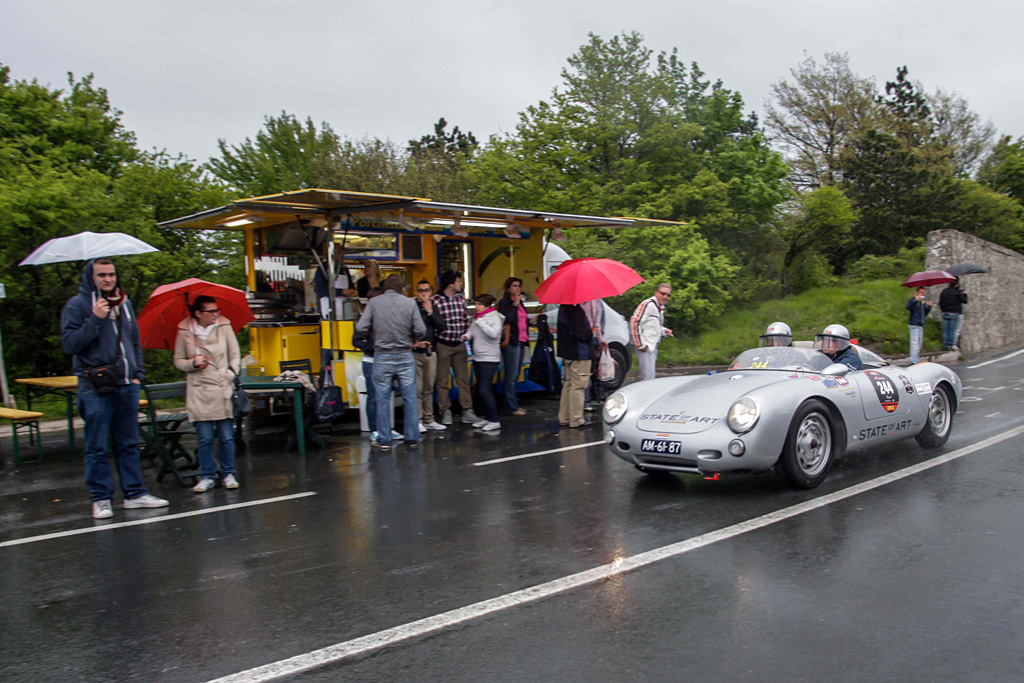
[640, 438, 682, 455]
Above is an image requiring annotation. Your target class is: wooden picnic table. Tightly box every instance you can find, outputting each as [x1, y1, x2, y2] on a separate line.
[15, 376, 78, 457]
[14, 376, 149, 458]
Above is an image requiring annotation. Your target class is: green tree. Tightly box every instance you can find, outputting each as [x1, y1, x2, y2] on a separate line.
[206, 112, 341, 196]
[765, 52, 880, 189]
[978, 135, 1024, 203]
[0, 65, 231, 382]
[927, 88, 996, 178]
[840, 67, 960, 262]
[466, 31, 788, 310]
[779, 186, 857, 292]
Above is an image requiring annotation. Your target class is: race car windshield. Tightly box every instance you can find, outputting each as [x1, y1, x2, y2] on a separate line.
[730, 346, 835, 372]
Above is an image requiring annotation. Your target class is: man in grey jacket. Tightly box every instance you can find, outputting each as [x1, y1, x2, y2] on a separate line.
[355, 273, 426, 450]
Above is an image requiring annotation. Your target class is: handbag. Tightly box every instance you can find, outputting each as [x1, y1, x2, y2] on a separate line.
[84, 365, 119, 394]
[230, 369, 253, 418]
[597, 349, 615, 382]
[313, 384, 345, 424]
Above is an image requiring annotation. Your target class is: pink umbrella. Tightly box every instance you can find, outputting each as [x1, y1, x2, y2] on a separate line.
[534, 258, 644, 305]
[137, 278, 253, 350]
[901, 270, 956, 288]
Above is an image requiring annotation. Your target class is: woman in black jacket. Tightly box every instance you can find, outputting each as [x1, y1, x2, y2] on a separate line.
[496, 277, 530, 415]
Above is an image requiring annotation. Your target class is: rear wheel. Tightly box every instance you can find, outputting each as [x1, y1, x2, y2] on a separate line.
[915, 384, 953, 449]
[776, 399, 836, 489]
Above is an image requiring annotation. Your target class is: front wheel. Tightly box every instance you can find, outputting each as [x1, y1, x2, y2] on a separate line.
[776, 399, 837, 489]
[915, 384, 953, 449]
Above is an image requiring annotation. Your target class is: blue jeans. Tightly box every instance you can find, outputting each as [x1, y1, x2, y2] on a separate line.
[195, 418, 236, 479]
[77, 381, 149, 502]
[373, 352, 418, 445]
[942, 312, 958, 349]
[501, 344, 524, 412]
[362, 359, 377, 433]
[475, 361, 500, 422]
[909, 324, 924, 363]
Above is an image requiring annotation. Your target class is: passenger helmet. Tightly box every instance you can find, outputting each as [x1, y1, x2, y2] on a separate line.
[759, 321, 792, 347]
[815, 324, 851, 353]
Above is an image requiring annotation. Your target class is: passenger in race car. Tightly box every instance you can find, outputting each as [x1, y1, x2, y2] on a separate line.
[815, 323, 863, 371]
[759, 321, 792, 347]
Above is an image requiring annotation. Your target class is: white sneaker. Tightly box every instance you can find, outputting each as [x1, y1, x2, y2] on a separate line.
[92, 500, 113, 519]
[463, 409, 480, 424]
[441, 410, 453, 425]
[192, 478, 216, 493]
[222, 474, 240, 489]
[390, 429, 403, 438]
[424, 421, 446, 431]
[124, 493, 170, 508]
[482, 421, 502, 432]
[472, 420, 489, 428]
[419, 422, 427, 434]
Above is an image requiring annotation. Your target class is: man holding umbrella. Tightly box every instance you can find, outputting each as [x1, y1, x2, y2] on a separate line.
[61, 259, 169, 519]
[939, 279, 968, 351]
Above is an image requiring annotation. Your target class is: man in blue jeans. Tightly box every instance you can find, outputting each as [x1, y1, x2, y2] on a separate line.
[61, 259, 169, 519]
[939, 279, 968, 351]
[905, 286, 932, 364]
[354, 273, 426, 450]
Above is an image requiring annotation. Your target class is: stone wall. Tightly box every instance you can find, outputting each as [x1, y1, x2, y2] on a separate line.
[926, 229, 1024, 354]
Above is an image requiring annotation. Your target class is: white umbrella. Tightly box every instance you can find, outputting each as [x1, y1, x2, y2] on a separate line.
[19, 231, 159, 266]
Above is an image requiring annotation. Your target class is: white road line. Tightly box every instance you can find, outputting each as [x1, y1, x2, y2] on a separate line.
[0, 492, 318, 548]
[985, 412, 1003, 418]
[209, 425, 1024, 683]
[968, 349, 1024, 369]
[473, 440, 606, 467]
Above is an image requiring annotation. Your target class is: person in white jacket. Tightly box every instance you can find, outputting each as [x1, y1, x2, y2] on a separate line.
[629, 283, 673, 381]
[465, 293, 503, 431]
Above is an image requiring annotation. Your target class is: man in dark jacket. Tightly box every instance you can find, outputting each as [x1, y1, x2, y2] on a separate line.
[906, 286, 933, 363]
[939, 279, 968, 350]
[60, 259, 168, 519]
[557, 304, 594, 428]
[413, 280, 447, 431]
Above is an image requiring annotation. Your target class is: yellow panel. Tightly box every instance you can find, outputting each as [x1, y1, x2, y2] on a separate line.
[320, 321, 355, 350]
[283, 327, 322, 374]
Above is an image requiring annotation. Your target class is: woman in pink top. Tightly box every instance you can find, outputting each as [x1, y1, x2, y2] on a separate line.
[497, 277, 531, 415]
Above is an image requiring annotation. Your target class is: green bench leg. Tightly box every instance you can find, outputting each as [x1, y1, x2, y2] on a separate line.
[12, 420, 43, 466]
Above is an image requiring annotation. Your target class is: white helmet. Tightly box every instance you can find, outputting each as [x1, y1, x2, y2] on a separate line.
[815, 324, 851, 353]
[759, 321, 792, 347]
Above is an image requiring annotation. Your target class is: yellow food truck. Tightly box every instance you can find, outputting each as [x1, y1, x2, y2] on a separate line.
[159, 189, 638, 407]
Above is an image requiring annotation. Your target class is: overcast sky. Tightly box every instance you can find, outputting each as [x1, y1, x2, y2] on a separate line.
[3, 0, 1022, 166]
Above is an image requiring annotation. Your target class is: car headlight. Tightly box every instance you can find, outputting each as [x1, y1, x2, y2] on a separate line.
[727, 396, 760, 433]
[603, 392, 628, 425]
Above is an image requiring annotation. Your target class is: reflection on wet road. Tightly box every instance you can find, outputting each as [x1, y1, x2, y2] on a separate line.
[3, 353, 1024, 682]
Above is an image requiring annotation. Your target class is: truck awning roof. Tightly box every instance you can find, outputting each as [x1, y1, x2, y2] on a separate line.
[157, 188, 638, 232]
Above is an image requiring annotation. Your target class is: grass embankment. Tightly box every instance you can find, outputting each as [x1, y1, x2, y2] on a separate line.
[658, 278, 943, 366]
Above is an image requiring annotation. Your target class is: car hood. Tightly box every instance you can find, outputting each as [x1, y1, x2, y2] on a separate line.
[634, 371, 789, 434]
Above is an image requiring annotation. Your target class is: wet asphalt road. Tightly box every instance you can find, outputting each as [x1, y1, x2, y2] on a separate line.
[2, 350, 1024, 682]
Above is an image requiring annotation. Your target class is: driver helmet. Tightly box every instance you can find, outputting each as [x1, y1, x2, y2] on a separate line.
[815, 324, 851, 354]
[759, 321, 792, 347]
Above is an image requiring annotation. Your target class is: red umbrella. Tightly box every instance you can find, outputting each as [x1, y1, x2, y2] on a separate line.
[534, 257, 644, 304]
[137, 278, 253, 349]
[900, 270, 956, 288]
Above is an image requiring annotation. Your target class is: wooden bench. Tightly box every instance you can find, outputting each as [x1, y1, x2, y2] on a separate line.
[0, 407, 45, 466]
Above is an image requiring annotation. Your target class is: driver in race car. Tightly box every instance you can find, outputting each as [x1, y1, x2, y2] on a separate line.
[759, 321, 792, 347]
[816, 323, 863, 371]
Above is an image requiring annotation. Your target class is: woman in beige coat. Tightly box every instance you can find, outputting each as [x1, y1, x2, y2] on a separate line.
[173, 295, 241, 493]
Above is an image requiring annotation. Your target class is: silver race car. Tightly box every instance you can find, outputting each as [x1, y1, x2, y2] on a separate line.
[603, 345, 961, 489]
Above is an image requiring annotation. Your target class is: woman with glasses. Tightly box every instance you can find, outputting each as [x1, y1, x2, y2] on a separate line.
[173, 295, 241, 492]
